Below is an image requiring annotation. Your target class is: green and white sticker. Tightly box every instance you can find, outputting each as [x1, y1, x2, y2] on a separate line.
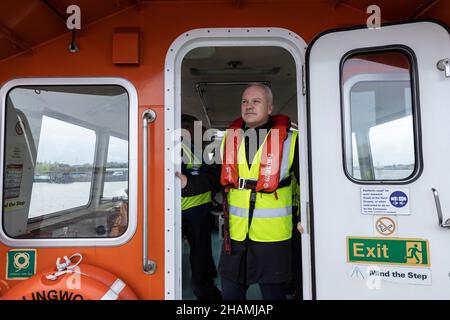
[6, 249, 37, 280]
[347, 237, 430, 266]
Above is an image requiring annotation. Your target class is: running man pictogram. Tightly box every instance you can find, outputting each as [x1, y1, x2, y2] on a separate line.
[405, 243, 422, 264]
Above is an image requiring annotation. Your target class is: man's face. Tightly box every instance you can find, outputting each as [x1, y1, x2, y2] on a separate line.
[241, 86, 273, 128]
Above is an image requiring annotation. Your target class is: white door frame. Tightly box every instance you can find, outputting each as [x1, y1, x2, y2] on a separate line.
[164, 27, 310, 300]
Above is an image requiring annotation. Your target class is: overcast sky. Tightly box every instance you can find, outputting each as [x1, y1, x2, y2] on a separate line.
[36, 116, 128, 166]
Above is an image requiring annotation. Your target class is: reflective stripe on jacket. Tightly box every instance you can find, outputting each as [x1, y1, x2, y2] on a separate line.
[181, 143, 212, 211]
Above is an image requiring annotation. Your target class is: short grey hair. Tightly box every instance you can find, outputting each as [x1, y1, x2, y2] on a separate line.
[246, 83, 273, 106]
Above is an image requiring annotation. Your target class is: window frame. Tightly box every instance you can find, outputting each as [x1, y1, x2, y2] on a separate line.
[102, 134, 129, 200]
[0, 78, 138, 247]
[339, 45, 423, 185]
[165, 27, 309, 300]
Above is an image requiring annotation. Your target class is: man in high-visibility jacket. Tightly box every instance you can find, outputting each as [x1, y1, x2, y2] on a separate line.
[219, 83, 303, 300]
[176, 114, 221, 300]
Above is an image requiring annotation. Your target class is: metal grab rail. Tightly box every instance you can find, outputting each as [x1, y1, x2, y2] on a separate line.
[143, 109, 157, 274]
[431, 188, 450, 229]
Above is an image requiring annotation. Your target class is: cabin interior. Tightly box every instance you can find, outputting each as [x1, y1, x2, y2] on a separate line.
[181, 45, 298, 299]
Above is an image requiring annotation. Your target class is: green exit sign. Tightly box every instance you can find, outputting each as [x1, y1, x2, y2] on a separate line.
[347, 237, 430, 266]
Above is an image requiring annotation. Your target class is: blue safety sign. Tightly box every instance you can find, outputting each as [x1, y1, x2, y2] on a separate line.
[390, 191, 408, 208]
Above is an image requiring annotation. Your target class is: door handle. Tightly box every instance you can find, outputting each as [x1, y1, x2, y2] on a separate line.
[431, 188, 450, 228]
[142, 109, 157, 274]
[437, 59, 450, 78]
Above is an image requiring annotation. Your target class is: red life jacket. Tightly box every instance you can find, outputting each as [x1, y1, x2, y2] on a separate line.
[221, 115, 291, 193]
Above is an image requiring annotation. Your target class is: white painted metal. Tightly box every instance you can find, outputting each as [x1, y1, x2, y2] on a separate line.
[164, 27, 310, 300]
[0, 77, 138, 248]
[309, 21, 450, 299]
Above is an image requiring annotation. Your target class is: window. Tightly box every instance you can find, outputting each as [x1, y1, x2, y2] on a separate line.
[29, 116, 96, 218]
[342, 50, 418, 182]
[3, 85, 129, 239]
[103, 136, 128, 199]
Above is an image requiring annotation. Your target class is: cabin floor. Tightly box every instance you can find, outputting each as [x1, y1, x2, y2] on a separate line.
[182, 221, 263, 300]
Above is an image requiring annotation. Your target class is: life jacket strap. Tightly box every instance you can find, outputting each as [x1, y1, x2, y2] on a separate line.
[236, 176, 291, 192]
[222, 188, 232, 255]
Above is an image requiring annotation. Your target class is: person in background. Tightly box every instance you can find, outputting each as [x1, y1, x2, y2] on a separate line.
[175, 114, 221, 300]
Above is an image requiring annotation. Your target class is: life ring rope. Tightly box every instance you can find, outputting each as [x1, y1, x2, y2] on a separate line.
[46, 253, 83, 281]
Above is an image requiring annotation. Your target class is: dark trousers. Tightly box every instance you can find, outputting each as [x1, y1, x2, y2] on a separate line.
[183, 204, 216, 298]
[221, 277, 287, 300]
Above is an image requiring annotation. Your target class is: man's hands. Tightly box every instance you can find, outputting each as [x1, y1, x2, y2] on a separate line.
[175, 171, 187, 188]
[297, 222, 304, 234]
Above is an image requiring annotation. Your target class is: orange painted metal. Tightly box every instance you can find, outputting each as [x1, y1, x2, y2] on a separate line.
[113, 27, 140, 65]
[0, 1, 447, 300]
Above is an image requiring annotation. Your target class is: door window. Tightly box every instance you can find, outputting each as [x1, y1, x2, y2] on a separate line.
[342, 50, 419, 182]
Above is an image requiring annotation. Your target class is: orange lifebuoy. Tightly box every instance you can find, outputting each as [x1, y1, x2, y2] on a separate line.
[77, 264, 138, 300]
[0, 264, 138, 300]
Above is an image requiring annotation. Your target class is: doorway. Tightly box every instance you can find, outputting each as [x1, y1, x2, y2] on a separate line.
[164, 28, 311, 300]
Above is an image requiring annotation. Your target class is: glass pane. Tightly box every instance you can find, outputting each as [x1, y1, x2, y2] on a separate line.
[103, 136, 128, 198]
[29, 116, 95, 218]
[3, 85, 129, 239]
[342, 51, 416, 181]
[351, 133, 361, 179]
[369, 116, 415, 180]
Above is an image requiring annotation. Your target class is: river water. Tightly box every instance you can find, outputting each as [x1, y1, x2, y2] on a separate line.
[29, 181, 128, 218]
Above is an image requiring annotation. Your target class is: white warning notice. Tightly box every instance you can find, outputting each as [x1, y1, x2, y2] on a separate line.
[350, 265, 432, 286]
[361, 188, 410, 215]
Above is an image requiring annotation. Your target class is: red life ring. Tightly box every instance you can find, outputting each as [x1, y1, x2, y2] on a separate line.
[0, 263, 138, 300]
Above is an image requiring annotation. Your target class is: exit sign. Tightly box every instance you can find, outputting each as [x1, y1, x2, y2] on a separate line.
[347, 237, 430, 266]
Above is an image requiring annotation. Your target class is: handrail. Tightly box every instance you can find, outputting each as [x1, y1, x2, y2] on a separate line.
[142, 109, 157, 274]
[431, 188, 450, 228]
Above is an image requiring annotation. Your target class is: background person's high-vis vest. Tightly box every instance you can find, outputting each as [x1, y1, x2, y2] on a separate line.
[222, 130, 298, 242]
[181, 143, 212, 211]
